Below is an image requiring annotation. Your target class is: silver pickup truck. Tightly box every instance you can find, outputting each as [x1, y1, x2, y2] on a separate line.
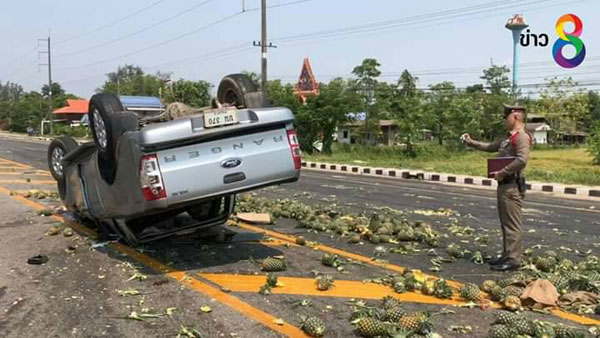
[47, 74, 301, 244]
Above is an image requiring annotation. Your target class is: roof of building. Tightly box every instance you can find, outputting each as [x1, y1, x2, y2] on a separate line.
[294, 57, 319, 96]
[53, 99, 88, 115]
[344, 119, 397, 127]
[526, 122, 551, 131]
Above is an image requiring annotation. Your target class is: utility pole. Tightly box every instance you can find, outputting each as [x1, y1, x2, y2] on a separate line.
[253, 0, 276, 94]
[38, 32, 53, 135]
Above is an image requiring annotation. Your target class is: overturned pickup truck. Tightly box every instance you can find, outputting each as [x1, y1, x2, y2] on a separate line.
[47, 74, 301, 244]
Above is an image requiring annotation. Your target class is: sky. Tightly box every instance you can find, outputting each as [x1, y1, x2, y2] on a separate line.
[0, 0, 598, 99]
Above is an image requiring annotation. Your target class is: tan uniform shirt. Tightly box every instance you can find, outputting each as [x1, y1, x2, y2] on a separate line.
[471, 128, 531, 175]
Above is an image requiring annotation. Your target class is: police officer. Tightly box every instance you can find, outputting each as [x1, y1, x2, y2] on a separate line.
[463, 104, 532, 271]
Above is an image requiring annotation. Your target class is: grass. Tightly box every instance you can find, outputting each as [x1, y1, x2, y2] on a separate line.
[304, 144, 600, 186]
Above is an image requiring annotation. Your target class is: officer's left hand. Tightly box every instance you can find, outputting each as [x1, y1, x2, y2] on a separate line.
[492, 171, 507, 182]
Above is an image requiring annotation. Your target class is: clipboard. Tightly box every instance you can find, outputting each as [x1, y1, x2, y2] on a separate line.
[487, 157, 515, 178]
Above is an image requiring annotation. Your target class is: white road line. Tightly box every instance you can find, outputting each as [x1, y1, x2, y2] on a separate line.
[302, 173, 600, 215]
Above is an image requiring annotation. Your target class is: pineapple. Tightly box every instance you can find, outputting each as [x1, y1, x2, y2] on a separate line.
[382, 295, 402, 310]
[369, 234, 381, 244]
[494, 311, 523, 325]
[321, 253, 339, 267]
[357, 318, 385, 337]
[300, 315, 325, 337]
[481, 280, 497, 293]
[421, 280, 435, 296]
[503, 295, 521, 311]
[394, 281, 406, 294]
[261, 256, 287, 272]
[397, 314, 420, 332]
[379, 234, 391, 243]
[403, 275, 421, 291]
[497, 276, 519, 288]
[534, 322, 556, 338]
[554, 325, 585, 338]
[489, 324, 518, 338]
[295, 236, 306, 246]
[459, 283, 482, 302]
[447, 243, 464, 258]
[315, 275, 334, 291]
[536, 256, 557, 272]
[396, 226, 415, 241]
[513, 319, 535, 336]
[490, 285, 507, 302]
[266, 273, 278, 288]
[385, 306, 406, 322]
[433, 279, 454, 299]
[504, 285, 524, 297]
[349, 234, 361, 244]
[543, 250, 559, 259]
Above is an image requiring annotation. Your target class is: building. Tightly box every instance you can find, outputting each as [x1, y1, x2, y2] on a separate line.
[53, 99, 89, 125]
[526, 114, 551, 144]
[337, 117, 400, 146]
[293, 57, 319, 104]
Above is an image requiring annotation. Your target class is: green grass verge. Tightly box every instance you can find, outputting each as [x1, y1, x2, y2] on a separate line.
[304, 144, 600, 186]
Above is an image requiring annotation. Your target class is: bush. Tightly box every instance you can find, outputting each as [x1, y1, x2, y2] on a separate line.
[53, 124, 89, 138]
[588, 122, 600, 165]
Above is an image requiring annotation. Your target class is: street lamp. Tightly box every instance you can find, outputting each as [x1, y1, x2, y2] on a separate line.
[505, 14, 528, 96]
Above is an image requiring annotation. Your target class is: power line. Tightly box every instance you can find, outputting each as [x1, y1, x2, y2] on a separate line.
[245, 0, 312, 11]
[56, 0, 214, 58]
[56, 11, 246, 71]
[56, 0, 167, 45]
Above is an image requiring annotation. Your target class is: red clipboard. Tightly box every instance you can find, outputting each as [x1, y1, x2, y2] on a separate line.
[487, 157, 515, 178]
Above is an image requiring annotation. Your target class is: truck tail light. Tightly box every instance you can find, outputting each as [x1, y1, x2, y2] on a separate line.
[287, 129, 302, 170]
[139, 154, 166, 201]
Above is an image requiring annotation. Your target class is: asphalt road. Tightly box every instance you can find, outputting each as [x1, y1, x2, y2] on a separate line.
[1, 136, 599, 337]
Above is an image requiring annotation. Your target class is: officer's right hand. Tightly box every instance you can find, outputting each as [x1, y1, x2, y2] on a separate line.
[461, 133, 474, 146]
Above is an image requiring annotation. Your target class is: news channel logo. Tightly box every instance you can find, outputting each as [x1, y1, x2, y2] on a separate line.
[519, 14, 586, 69]
[552, 14, 586, 68]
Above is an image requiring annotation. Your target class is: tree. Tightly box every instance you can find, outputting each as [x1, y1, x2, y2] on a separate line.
[426, 81, 457, 145]
[98, 64, 164, 96]
[466, 84, 484, 93]
[397, 70, 419, 98]
[589, 122, 600, 164]
[303, 78, 361, 154]
[164, 79, 212, 107]
[241, 71, 261, 89]
[480, 64, 511, 95]
[42, 82, 65, 98]
[588, 91, 600, 122]
[0, 81, 24, 101]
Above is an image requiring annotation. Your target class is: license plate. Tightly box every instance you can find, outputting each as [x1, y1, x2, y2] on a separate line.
[204, 109, 239, 128]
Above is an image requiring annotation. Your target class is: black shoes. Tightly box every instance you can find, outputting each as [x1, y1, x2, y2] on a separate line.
[490, 260, 520, 271]
[488, 256, 505, 266]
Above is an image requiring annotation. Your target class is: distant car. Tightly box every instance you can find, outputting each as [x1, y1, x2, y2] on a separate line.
[47, 74, 301, 245]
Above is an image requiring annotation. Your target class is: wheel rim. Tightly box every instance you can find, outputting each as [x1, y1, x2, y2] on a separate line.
[51, 147, 65, 177]
[92, 108, 108, 149]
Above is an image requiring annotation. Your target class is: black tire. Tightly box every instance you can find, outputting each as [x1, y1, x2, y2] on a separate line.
[217, 74, 259, 109]
[48, 136, 78, 181]
[88, 93, 138, 184]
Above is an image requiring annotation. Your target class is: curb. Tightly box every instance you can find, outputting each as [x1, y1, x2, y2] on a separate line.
[301, 161, 600, 201]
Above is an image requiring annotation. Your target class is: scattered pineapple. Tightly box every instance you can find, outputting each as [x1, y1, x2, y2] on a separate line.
[295, 236, 306, 246]
[503, 295, 521, 311]
[536, 256, 558, 272]
[266, 273, 278, 288]
[315, 275, 334, 291]
[481, 280, 497, 293]
[459, 283, 482, 302]
[490, 285, 507, 302]
[533, 321, 556, 338]
[554, 325, 585, 338]
[356, 318, 386, 337]
[504, 285, 524, 298]
[512, 319, 535, 336]
[398, 314, 421, 332]
[382, 295, 402, 310]
[385, 306, 406, 323]
[420, 280, 435, 296]
[489, 324, 518, 338]
[433, 278, 454, 299]
[349, 234, 361, 244]
[394, 281, 406, 294]
[494, 311, 523, 325]
[321, 253, 341, 268]
[299, 315, 325, 337]
[447, 243, 464, 258]
[261, 256, 287, 272]
[497, 276, 519, 288]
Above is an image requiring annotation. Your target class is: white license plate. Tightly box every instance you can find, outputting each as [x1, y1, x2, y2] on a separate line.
[204, 109, 239, 128]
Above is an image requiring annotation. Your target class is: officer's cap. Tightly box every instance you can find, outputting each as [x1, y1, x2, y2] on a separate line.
[503, 104, 526, 119]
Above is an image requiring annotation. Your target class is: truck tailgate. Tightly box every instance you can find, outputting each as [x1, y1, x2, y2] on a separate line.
[156, 128, 297, 205]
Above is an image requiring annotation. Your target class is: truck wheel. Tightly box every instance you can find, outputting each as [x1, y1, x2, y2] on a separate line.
[48, 136, 78, 181]
[217, 74, 263, 109]
[89, 93, 138, 184]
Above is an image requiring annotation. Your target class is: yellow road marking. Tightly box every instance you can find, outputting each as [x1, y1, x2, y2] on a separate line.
[0, 171, 52, 176]
[0, 179, 55, 185]
[0, 159, 32, 168]
[0, 184, 307, 337]
[200, 273, 466, 306]
[1, 156, 598, 327]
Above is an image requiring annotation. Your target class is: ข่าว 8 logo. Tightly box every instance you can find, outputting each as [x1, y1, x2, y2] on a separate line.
[553, 14, 586, 68]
